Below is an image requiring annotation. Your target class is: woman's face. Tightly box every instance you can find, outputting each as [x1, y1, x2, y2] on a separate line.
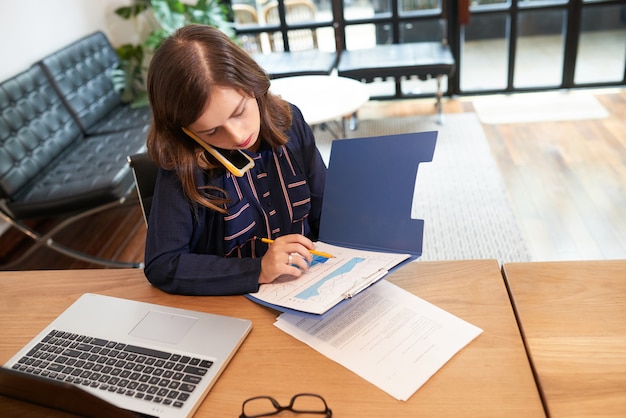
[186, 86, 261, 152]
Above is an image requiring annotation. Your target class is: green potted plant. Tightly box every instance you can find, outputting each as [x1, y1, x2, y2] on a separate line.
[112, 0, 235, 107]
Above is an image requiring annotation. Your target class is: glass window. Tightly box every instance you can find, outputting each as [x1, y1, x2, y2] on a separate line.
[400, 0, 441, 14]
[233, 0, 334, 53]
[575, 4, 626, 84]
[233, 1, 264, 53]
[363, 79, 397, 97]
[519, 0, 568, 6]
[399, 18, 444, 42]
[344, 0, 391, 20]
[345, 23, 378, 50]
[401, 75, 442, 96]
[461, 13, 509, 91]
[265, 29, 317, 51]
[233, 0, 333, 26]
[470, 0, 510, 7]
[514, 9, 566, 88]
[261, 0, 328, 25]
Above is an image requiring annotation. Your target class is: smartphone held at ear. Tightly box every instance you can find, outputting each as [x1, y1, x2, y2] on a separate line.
[182, 127, 255, 177]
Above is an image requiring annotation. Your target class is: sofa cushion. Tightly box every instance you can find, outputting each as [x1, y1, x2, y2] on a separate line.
[7, 125, 148, 219]
[81, 104, 152, 136]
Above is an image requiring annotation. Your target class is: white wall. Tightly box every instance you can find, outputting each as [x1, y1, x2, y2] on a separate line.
[0, 0, 146, 81]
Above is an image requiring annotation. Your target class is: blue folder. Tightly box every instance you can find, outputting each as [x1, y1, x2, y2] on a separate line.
[319, 130, 438, 258]
[247, 130, 437, 317]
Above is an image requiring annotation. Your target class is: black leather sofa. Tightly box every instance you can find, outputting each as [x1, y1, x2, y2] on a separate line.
[0, 31, 150, 269]
[39, 32, 151, 136]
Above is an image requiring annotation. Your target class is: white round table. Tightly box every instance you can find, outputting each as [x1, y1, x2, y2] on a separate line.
[269, 75, 370, 137]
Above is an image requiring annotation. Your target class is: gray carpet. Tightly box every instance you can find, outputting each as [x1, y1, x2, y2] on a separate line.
[313, 113, 531, 264]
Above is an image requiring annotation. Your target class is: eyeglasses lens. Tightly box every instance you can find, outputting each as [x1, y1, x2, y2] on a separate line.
[291, 394, 328, 413]
[242, 397, 279, 417]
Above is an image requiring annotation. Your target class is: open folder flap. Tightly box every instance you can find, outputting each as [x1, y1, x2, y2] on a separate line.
[246, 131, 437, 318]
[319, 131, 437, 257]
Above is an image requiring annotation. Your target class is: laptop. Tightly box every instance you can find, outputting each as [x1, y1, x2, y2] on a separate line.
[0, 366, 136, 417]
[3, 293, 252, 417]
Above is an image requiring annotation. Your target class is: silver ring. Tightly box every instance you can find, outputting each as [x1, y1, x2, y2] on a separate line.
[287, 254, 293, 265]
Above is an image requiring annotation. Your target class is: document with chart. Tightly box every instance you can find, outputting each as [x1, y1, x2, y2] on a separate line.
[246, 242, 410, 315]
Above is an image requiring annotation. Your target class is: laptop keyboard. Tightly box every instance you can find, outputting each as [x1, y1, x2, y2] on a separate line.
[10, 329, 214, 409]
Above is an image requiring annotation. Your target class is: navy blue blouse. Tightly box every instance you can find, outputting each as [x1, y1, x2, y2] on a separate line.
[144, 105, 327, 296]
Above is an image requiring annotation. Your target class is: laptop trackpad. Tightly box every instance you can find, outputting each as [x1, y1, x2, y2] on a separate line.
[130, 311, 198, 344]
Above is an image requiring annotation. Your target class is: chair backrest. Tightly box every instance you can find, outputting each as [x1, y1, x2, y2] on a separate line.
[233, 3, 258, 24]
[127, 153, 159, 225]
[263, 0, 318, 51]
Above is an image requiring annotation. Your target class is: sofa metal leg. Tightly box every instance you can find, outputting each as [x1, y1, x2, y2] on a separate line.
[0, 197, 144, 270]
[42, 237, 144, 269]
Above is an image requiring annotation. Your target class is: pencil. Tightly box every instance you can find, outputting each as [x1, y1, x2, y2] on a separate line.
[260, 238, 335, 259]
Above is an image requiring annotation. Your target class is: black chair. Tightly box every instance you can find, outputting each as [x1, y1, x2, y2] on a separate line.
[127, 153, 159, 226]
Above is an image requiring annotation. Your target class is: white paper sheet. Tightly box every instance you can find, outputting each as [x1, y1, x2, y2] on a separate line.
[274, 280, 483, 401]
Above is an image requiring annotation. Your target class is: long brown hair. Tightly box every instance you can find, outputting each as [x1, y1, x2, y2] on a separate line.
[146, 24, 292, 213]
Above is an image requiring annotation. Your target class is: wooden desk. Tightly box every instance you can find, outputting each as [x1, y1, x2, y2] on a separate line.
[0, 260, 544, 417]
[503, 260, 626, 418]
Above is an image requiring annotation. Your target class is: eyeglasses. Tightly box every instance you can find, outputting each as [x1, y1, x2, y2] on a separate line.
[240, 393, 332, 417]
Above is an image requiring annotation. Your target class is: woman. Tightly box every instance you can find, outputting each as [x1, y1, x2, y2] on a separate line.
[143, 24, 327, 295]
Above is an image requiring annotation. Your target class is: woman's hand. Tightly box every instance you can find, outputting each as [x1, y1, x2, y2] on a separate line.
[258, 234, 314, 284]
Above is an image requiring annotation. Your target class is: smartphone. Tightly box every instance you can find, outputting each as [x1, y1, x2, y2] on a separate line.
[182, 127, 255, 177]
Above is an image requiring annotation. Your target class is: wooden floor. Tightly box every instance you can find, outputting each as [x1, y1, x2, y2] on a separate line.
[481, 91, 626, 261]
[1, 89, 625, 270]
